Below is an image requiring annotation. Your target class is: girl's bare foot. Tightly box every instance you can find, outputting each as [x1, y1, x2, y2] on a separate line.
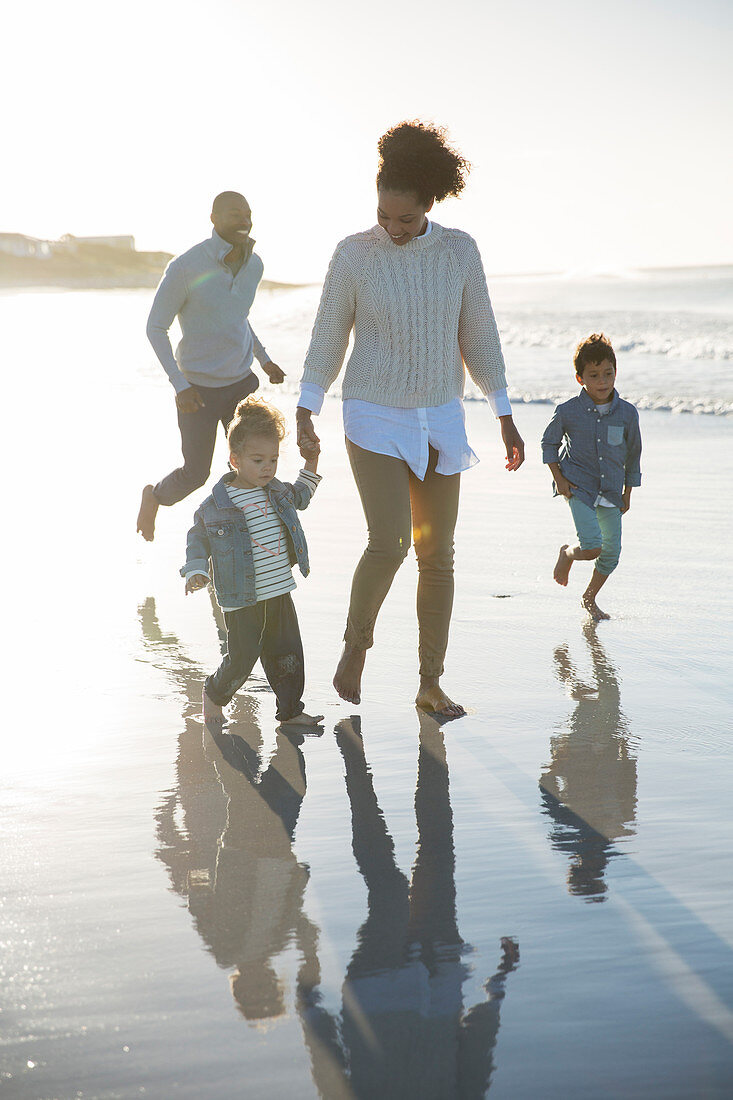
[554, 544, 572, 585]
[582, 595, 610, 621]
[203, 689, 224, 728]
[280, 711, 325, 728]
[415, 680, 466, 718]
[333, 645, 366, 704]
[137, 485, 159, 542]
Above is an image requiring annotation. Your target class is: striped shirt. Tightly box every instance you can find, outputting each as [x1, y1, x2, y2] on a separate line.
[221, 470, 320, 608]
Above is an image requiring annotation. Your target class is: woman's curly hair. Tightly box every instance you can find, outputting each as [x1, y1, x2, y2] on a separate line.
[227, 395, 287, 452]
[376, 121, 470, 205]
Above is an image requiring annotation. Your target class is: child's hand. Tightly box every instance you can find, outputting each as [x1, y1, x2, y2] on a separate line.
[555, 474, 575, 499]
[621, 487, 632, 514]
[299, 437, 321, 460]
[185, 574, 209, 595]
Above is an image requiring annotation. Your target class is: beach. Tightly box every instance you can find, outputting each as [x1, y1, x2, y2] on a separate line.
[2, 283, 733, 1098]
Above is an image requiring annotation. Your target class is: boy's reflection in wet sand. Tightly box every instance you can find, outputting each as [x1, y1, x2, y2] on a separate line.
[299, 714, 519, 1099]
[540, 621, 638, 901]
[140, 598, 518, 1096]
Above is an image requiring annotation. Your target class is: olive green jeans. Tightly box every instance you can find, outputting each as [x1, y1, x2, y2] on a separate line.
[345, 439, 461, 678]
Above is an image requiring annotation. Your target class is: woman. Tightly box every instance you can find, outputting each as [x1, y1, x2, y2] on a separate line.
[297, 122, 524, 717]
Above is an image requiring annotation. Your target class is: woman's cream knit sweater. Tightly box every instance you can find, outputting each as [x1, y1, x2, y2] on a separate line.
[302, 222, 508, 408]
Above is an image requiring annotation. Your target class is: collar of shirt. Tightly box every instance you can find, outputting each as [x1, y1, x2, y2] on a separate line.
[578, 387, 620, 416]
[205, 229, 256, 267]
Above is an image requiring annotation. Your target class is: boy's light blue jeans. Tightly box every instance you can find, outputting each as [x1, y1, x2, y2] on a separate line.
[568, 497, 622, 575]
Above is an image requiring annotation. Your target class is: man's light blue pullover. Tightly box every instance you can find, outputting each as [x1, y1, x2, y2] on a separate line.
[146, 230, 271, 394]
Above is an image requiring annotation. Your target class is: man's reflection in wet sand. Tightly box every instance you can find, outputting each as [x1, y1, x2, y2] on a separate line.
[139, 597, 320, 1024]
[540, 621, 638, 901]
[299, 713, 519, 1100]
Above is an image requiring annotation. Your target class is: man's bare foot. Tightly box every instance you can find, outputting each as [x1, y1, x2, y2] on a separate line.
[415, 681, 466, 719]
[333, 645, 366, 705]
[203, 689, 224, 728]
[280, 711, 324, 728]
[554, 544, 572, 586]
[582, 595, 610, 622]
[137, 485, 160, 542]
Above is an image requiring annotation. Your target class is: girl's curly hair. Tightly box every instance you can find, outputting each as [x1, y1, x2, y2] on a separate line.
[376, 120, 470, 205]
[227, 395, 286, 452]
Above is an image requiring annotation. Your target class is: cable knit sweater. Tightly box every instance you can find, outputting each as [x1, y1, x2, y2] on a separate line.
[302, 222, 508, 408]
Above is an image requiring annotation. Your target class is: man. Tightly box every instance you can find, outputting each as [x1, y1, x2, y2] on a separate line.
[137, 191, 285, 541]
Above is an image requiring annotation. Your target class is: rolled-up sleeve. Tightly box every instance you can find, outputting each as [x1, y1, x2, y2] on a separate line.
[541, 405, 565, 463]
[624, 410, 642, 487]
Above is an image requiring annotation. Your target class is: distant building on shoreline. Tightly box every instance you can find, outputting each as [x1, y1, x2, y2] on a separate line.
[0, 231, 172, 289]
[0, 233, 52, 260]
[59, 234, 136, 252]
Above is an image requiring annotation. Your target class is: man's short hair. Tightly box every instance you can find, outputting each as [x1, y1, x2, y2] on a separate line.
[211, 191, 248, 215]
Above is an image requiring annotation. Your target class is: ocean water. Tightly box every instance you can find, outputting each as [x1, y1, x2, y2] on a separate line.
[1, 275, 732, 1099]
[249, 263, 733, 416]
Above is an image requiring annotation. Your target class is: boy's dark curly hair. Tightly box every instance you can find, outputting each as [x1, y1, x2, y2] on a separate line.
[376, 121, 470, 206]
[573, 333, 617, 376]
[227, 395, 286, 452]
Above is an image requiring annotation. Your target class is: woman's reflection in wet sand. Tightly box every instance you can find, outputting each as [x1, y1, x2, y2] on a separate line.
[299, 713, 519, 1100]
[139, 596, 320, 1025]
[540, 621, 638, 901]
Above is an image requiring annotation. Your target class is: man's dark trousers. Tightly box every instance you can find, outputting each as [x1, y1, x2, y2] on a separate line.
[154, 373, 259, 506]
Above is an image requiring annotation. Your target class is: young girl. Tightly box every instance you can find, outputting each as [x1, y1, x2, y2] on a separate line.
[182, 396, 323, 728]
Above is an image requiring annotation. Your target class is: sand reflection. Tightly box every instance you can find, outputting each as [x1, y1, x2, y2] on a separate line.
[540, 622, 638, 901]
[297, 713, 519, 1099]
[140, 599, 518, 1096]
[140, 597, 319, 1027]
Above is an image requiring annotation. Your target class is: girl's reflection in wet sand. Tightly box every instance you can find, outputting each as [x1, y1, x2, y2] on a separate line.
[540, 621, 638, 901]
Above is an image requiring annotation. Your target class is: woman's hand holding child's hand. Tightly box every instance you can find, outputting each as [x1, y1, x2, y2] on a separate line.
[185, 575, 209, 595]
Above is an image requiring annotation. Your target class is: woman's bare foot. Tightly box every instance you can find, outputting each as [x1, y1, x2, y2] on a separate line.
[203, 689, 224, 728]
[582, 595, 610, 621]
[415, 679, 466, 718]
[333, 645, 366, 704]
[137, 485, 160, 542]
[554, 544, 572, 586]
[280, 711, 325, 728]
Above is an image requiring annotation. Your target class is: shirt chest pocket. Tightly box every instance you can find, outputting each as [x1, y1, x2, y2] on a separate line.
[607, 425, 625, 446]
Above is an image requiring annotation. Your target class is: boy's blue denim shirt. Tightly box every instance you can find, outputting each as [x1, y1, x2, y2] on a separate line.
[541, 388, 642, 510]
[181, 472, 315, 608]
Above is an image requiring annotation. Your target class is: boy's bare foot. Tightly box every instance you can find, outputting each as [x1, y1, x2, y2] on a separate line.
[280, 711, 325, 728]
[554, 544, 572, 586]
[415, 681, 466, 719]
[334, 645, 366, 704]
[137, 485, 159, 542]
[582, 595, 610, 621]
[203, 689, 224, 728]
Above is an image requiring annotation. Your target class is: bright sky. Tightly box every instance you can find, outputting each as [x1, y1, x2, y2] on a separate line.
[3, 0, 732, 280]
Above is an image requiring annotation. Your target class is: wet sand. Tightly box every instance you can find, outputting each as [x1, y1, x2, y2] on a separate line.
[2, 296, 733, 1097]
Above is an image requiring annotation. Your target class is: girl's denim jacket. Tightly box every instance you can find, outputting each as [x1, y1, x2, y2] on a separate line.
[181, 472, 314, 608]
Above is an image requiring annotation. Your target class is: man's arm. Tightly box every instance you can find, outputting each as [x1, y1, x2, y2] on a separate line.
[250, 323, 285, 384]
[146, 262, 191, 394]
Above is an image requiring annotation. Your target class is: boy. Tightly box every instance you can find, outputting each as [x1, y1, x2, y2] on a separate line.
[182, 396, 323, 728]
[541, 333, 642, 620]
